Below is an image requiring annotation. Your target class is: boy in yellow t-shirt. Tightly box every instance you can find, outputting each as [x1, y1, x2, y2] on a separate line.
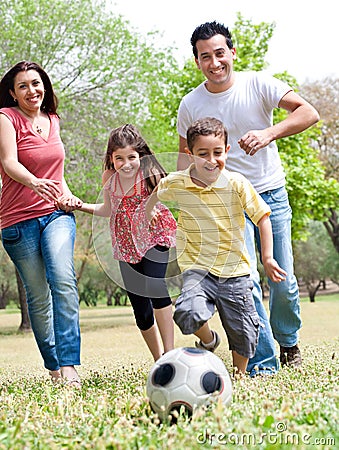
[147, 117, 286, 374]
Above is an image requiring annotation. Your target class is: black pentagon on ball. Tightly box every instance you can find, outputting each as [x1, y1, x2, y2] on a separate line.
[202, 371, 222, 394]
[152, 363, 175, 386]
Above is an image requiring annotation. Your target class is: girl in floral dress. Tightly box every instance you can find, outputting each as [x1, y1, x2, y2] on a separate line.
[75, 124, 176, 361]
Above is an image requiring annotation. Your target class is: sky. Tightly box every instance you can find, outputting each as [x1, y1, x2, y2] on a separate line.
[110, 0, 338, 83]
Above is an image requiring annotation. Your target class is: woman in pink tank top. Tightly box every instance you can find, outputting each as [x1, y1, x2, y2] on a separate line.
[0, 61, 82, 387]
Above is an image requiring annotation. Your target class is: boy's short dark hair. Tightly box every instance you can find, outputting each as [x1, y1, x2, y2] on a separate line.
[186, 117, 228, 152]
[190, 21, 233, 58]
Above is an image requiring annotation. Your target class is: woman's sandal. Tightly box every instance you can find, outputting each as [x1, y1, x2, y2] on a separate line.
[65, 378, 82, 389]
[49, 367, 81, 389]
[49, 370, 62, 384]
[60, 366, 81, 389]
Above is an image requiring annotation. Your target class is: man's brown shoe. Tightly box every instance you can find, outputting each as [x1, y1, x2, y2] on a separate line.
[280, 345, 302, 367]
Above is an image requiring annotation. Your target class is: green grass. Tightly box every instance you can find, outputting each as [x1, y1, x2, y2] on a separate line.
[0, 300, 338, 449]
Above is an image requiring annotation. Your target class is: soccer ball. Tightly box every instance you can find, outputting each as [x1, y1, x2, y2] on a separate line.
[146, 347, 232, 422]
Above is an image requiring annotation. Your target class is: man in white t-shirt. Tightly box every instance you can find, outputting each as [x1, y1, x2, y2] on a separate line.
[177, 21, 319, 375]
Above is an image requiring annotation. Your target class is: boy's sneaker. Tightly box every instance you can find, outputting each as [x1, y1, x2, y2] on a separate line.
[195, 330, 221, 353]
[280, 345, 302, 367]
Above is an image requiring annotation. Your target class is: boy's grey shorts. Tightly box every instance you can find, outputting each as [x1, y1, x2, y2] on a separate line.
[173, 270, 260, 359]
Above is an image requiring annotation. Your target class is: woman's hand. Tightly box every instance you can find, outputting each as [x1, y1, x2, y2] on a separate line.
[31, 178, 61, 202]
[57, 194, 83, 212]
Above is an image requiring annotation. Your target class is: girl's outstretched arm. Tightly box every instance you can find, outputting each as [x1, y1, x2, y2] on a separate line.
[77, 170, 113, 216]
[77, 196, 110, 216]
[59, 170, 112, 216]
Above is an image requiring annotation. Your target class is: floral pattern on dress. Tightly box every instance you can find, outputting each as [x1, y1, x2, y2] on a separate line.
[106, 174, 176, 263]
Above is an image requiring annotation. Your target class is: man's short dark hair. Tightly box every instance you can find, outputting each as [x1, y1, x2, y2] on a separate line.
[191, 21, 233, 58]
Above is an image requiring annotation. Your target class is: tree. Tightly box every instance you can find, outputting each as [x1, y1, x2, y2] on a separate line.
[300, 78, 339, 253]
[294, 221, 339, 301]
[231, 13, 275, 71]
[323, 209, 339, 254]
[0, 0, 180, 200]
[0, 0, 181, 317]
[172, 15, 339, 242]
[0, 251, 31, 330]
[0, 251, 14, 309]
[300, 78, 339, 181]
[0, 251, 20, 306]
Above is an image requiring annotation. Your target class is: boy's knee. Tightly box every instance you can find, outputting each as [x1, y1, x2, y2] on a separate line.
[173, 309, 207, 335]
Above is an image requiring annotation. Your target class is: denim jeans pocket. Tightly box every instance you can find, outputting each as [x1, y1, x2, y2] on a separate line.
[268, 187, 288, 203]
[1, 225, 21, 245]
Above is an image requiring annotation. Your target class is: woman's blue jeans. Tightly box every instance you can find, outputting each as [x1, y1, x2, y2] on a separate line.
[246, 186, 302, 375]
[1, 210, 81, 371]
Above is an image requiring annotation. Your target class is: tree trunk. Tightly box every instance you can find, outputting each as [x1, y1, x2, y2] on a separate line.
[307, 280, 321, 303]
[0, 293, 6, 309]
[15, 268, 31, 332]
[0, 281, 10, 309]
[76, 230, 93, 284]
[324, 208, 339, 254]
[309, 291, 316, 303]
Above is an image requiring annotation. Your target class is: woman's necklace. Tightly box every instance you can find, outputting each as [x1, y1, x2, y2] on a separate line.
[32, 118, 45, 135]
[35, 124, 43, 134]
[17, 107, 46, 135]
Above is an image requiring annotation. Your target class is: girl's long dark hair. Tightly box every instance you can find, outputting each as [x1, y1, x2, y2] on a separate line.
[104, 124, 167, 193]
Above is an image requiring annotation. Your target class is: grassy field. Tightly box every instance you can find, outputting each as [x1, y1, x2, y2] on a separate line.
[0, 295, 338, 449]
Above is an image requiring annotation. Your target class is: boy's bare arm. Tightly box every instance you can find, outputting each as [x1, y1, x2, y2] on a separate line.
[257, 214, 287, 283]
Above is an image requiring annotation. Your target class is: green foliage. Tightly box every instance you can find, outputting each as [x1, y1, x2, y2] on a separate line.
[300, 77, 339, 182]
[0, 0, 181, 201]
[273, 95, 339, 239]
[294, 221, 339, 287]
[232, 13, 275, 71]
[159, 14, 338, 242]
[79, 283, 102, 307]
[1, 3, 337, 299]
[0, 252, 17, 308]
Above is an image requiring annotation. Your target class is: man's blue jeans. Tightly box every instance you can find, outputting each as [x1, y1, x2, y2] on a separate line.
[1, 210, 81, 371]
[246, 186, 302, 376]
